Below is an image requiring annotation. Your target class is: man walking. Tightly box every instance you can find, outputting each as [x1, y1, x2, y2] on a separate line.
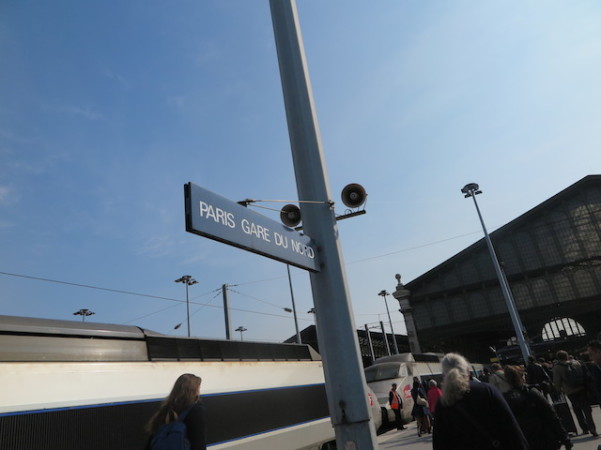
[389, 383, 405, 430]
[588, 340, 601, 405]
[553, 350, 598, 437]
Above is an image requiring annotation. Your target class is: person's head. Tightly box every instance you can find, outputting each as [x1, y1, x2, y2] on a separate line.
[588, 340, 601, 365]
[527, 355, 535, 364]
[490, 363, 502, 372]
[166, 373, 202, 411]
[504, 365, 525, 389]
[391, 383, 397, 390]
[146, 373, 202, 434]
[440, 353, 471, 406]
[429, 379, 438, 388]
[556, 350, 569, 362]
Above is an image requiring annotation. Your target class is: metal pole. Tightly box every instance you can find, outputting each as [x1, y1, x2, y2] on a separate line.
[287, 265, 302, 344]
[365, 324, 375, 363]
[380, 291, 399, 354]
[185, 282, 191, 337]
[222, 284, 232, 340]
[470, 194, 531, 361]
[270, 2, 378, 447]
[380, 320, 391, 356]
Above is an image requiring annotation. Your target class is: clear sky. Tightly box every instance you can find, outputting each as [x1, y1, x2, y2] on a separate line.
[2, 1, 601, 343]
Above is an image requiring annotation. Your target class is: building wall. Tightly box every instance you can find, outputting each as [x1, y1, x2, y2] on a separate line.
[405, 176, 601, 362]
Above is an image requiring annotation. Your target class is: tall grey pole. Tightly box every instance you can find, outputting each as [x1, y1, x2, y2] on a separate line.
[185, 282, 191, 337]
[270, 1, 378, 447]
[365, 324, 375, 363]
[380, 320, 391, 356]
[287, 265, 302, 344]
[222, 284, 232, 340]
[465, 186, 531, 361]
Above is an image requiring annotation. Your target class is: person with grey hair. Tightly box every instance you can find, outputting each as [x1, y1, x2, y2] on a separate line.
[432, 353, 529, 450]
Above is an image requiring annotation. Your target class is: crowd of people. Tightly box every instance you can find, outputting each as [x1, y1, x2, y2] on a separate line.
[390, 339, 601, 450]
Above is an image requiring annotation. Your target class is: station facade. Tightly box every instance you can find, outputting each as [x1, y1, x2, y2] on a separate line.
[400, 175, 601, 363]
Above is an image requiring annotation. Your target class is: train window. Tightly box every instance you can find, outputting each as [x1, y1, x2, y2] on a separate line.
[364, 363, 400, 382]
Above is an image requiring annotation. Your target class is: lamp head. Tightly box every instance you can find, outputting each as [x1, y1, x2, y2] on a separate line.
[461, 183, 482, 198]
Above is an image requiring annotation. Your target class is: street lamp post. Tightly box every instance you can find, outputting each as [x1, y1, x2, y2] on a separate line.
[235, 326, 247, 341]
[461, 183, 531, 362]
[73, 308, 95, 322]
[175, 275, 198, 337]
[378, 290, 399, 354]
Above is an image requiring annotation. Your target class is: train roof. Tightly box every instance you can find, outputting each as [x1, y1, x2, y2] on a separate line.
[0, 315, 322, 362]
[0, 314, 145, 339]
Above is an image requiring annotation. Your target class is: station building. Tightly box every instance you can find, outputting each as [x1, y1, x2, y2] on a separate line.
[397, 175, 601, 363]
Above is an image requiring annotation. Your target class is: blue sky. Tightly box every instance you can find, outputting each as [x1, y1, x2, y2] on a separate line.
[2, 1, 601, 342]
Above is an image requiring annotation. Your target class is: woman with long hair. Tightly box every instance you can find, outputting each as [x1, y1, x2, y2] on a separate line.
[146, 373, 206, 450]
[503, 365, 572, 450]
[411, 377, 431, 436]
[432, 353, 528, 450]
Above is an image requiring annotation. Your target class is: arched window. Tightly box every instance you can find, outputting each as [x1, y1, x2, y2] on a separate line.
[541, 317, 586, 341]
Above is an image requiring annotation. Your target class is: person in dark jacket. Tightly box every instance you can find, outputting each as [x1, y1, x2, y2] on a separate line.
[146, 373, 207, 450]
[504, 365, 572, 450]
[588, 340, 601, 406]
[553, 350, 598, 436]
[527, 355, 551, 397]
[411, 378, 431, 436]
[433, 353, 529, 450]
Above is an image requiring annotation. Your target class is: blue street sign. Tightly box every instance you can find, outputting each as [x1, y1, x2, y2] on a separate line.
[184, 183, 320, 272]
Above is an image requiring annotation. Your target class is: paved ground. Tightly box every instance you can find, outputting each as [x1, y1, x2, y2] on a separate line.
[377, 405, 601, 449]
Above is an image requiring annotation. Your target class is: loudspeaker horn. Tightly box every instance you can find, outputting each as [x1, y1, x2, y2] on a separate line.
[341, 183, 367, 208]
[280, 204, 302, 227]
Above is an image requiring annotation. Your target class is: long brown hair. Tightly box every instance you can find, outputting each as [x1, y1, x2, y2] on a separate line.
[146, 373, 201, 435]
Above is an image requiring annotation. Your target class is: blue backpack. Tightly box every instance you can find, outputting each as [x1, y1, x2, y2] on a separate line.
[150, 407, 193, 450]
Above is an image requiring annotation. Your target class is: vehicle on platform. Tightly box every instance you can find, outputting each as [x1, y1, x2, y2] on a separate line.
[365, 353, 484, 430]
[0, 315, 379, 449]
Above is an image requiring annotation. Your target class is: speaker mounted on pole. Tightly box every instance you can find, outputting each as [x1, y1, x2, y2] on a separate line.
[341, 183, 367, 208]
[280, 204, 302, 227]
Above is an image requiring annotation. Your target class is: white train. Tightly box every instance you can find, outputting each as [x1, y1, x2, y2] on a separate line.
[0, 315, 378, 449]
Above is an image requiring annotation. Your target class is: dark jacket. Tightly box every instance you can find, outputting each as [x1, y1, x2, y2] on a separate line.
[433, 381, 529, 450]
[526, 361, 550, 386]
[411, 385, 429, 417]
[145, 401, 206, 450]
[504, 386, 568, 450]
[590, 363, 601, 405]
[185, 402, 207, 450]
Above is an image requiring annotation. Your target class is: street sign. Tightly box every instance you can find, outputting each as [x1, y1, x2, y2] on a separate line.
[184, 182, 320, 272]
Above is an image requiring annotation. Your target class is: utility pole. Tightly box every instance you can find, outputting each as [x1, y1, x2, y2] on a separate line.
[379, 290, 399, 354]
[269, 2, 378, 447]
[364, 324, 375, 363]
[380, 320, 391, 356]
[222, 284, 232, 340]
[287, 265, 301, 344]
